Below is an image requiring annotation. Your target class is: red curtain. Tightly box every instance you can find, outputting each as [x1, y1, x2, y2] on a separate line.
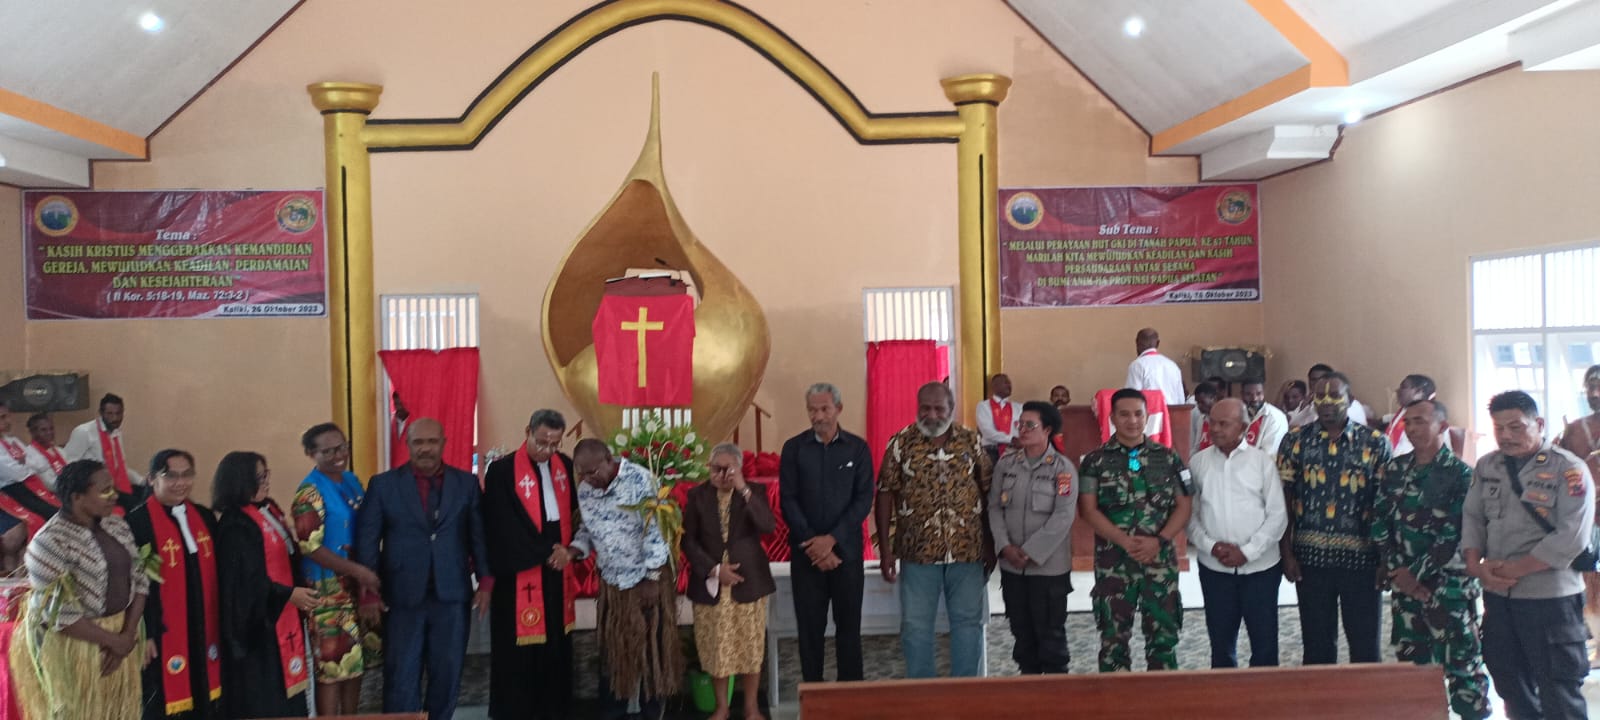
[866, 340, 940, 474]
[378, 348, 480, 473]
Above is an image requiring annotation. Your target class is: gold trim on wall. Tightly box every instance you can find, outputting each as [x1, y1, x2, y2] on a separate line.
[308, 0, 1008, 479]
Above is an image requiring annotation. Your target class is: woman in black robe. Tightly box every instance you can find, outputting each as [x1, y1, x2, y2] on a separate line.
[212, 451, 319, 718]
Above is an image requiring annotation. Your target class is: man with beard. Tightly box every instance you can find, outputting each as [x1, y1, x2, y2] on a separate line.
[875, 381, 994, 678]
[64, 393, 146, 509]
[1559, 364, 1600, 667]
[779, 383, 874, 683]
[1239, 379, 1289, 456]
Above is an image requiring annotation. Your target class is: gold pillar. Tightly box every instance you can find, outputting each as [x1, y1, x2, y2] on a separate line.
[942, 74, 1011, 425]
[308, 82, 382, 482]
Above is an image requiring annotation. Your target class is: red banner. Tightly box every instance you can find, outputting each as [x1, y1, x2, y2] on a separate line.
[998, 185, 1260, 307]
[593, 294, 694, 407]
[23, 190, 326, 319]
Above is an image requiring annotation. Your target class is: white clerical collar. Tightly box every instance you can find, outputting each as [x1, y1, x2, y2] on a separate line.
[991, 396, 1008, 403]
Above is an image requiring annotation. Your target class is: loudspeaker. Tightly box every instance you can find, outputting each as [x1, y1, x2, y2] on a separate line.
[1190, 347, 1267, 385]
[0, 373, 90, 412]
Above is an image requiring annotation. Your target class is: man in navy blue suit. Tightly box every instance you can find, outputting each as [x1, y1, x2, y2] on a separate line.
[356, 417, 490, 720]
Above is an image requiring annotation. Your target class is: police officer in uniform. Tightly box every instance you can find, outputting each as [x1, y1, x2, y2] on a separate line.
[1078, 388, 1192, 672]
[1464, 390, 1595, 720]
[989, 400, 1078, 674]
[1372, 399, 1489, 719]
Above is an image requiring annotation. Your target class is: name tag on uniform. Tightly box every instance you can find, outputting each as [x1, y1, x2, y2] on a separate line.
[1521, 487, 1554, 506]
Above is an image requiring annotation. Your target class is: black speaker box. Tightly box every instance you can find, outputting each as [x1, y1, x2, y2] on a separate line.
[1190, 347, 1267, 385]
[0, 373, 90, 412]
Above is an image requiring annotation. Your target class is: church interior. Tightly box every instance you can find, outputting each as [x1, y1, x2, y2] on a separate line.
[2, 1, 1599, 718]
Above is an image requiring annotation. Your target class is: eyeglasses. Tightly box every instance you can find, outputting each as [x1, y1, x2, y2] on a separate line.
[1016, 421, 1043, 431]
[1127, 447, 1143, 473]
[314, 443, 350, 457]
[256, 470, 271, 484]
[160, 469, 198, 480]
[531, 440, 562, 451]
[710, 465, 739, 476]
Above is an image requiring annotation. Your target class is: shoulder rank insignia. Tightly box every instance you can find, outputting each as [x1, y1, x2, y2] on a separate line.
[1536, 453, 1548, 464]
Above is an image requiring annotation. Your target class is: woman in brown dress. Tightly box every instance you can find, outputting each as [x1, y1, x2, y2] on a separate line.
[683, 442, 776, 720]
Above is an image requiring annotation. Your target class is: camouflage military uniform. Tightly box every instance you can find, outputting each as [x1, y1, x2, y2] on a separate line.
[1081, 438, 1190, 672]
[1372, 446, 1490, 720]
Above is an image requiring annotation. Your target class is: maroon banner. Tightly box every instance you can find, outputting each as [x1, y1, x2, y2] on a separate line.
[24, 190, 327, 319]
[998, 185, 1260, 307]
[593, 294, 695, 407]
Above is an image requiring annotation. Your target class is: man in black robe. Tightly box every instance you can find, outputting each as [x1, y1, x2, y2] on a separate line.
[128, 449, 221, 720]
[483, 409, 584, 720]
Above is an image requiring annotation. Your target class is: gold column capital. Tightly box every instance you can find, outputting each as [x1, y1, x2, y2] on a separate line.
[940, 74, 1012, 105]
[308, 82, 384, 113]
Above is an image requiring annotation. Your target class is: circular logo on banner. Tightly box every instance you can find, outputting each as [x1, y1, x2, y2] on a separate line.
[275, 195, 317, 234]
[1216, 189, 1253, 225]
[167, 655, 188, 674]
[1005, 192, 1044, 231]
[519, 607, 542, 627]
[288, 657, 304, 676]
[33, 195, 78, 237]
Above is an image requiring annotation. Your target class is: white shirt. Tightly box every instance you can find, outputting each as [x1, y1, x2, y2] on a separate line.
[1125, 349, 1186, 406]
[0, 436, 32, 487]
[1186, 443, 1287, 575]
[1246, 403, 1289, 456]
[63, 418, 145, 486]
[975, 396, 1023, 448]
[21, 442, 63, 488]
[536, 460, 563, 524]
[168, 503, 199, 553]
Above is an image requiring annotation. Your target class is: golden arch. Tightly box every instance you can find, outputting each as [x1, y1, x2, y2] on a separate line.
[308, 0, 1010, 479]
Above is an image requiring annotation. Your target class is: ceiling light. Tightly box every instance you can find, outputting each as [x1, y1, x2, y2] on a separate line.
[138, 12, 164, 33]
[1343, 108, 1364, 124]
[1123, 16, 1145, 38]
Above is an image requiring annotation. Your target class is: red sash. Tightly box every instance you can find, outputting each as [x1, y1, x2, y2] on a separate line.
[98, 424, 132, 494]
[1386, 413, 1406, 449]
[1197, 418, 1212, 452]
[512, 444, 576, 645]
[990, 399, 1014, 455]
[30, 441, 66, 474]
[0, 480, 52, 540]
[242, 504, 310, 698]
[147, 501, 221, 713]
[1245, 412, 1267, 448]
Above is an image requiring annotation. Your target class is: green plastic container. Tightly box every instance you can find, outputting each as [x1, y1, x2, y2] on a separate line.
[688, 670, 735, 712]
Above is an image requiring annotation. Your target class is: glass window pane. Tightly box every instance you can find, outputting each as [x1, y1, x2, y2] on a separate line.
[1546, 246, 1600, 328]
[1473, 254, 1542, 330]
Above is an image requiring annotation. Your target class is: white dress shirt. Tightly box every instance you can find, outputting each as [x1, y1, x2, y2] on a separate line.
[536, 460, 563, 524]
[1125, 350, 1187, 406]
[63, 418, 145, 486]
[0, 436, 32, 487]
[1246, 403, 1289, 456]
[168, 503, 199, 553]
[975, 396, 1023, 448]
[1186, 442, 1287, 575]
[21, 442, 63, 488]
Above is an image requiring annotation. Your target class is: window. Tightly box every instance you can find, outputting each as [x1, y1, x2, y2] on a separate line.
[380, 294, 480, 466]
[1471, 245, 1600, 457]
[863, 286, 955, 379]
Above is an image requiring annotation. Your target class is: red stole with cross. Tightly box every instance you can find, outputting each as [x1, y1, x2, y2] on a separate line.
[1244, 411, 1267, 447]
[512, 444, 576, 645]
[30, 441, 66, 474]
[990, 399, 1014, 455]
[147, 500, 221, 714]
[97, 423, 133, 494]
[242, 504, 309, 698]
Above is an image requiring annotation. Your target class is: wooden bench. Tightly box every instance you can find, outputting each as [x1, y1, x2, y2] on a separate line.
[800, 664, 1445, 719]
[251, 714, 426, 720]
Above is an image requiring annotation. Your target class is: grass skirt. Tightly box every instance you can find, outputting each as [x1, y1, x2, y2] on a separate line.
[8, 611, 141, 720]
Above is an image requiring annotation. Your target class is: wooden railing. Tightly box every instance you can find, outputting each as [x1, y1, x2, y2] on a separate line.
[800, 664, 1446, 720]
[733, 402, 773, 452]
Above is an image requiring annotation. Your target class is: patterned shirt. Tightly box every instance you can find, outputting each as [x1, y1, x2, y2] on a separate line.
[1278, 419, 1392, 571]
[1080, 438, 1190, 563]
[24, 514, 149, 629]
[876, 424, 992, 564]
[574, 458, 670, 590]
[1372, 445, 1474, 590]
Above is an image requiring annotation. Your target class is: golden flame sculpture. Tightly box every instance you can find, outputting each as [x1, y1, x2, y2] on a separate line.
[541, 77, 770, 444]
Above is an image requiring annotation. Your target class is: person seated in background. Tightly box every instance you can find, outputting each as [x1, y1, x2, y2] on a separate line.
[1282, 380, 1312, 432]
[1050, 386, 1072, 453]
[1239, 379, 1289, 456]
[976, 373, 1023, 466]
[1191, 381, 1223, 452]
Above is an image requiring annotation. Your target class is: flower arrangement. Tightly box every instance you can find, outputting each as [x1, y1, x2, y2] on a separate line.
[609, 414, 709, 564]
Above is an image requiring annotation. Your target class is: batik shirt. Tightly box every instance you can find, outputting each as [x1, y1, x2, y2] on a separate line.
[1372, 445, 1473, 590]
[574, 458, 670, 590]
[1278, 419, 1392, 570]
[877, 424, 992, 564]
[1080, 438, 1190, 563]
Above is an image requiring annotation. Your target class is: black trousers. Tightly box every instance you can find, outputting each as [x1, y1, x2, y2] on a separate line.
[1198, 562, 1282, 667]
[1000, 570, 1071, 674]
[1296, 565, 1381, 664]
[790, 553, 865, 682]
[1483, 592, 1589, 720]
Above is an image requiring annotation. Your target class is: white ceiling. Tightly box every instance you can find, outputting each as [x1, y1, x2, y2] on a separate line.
[2, 0, 1599, 186]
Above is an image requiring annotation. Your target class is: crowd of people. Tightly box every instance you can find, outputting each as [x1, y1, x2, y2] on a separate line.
[0, 326, 1596, 720]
